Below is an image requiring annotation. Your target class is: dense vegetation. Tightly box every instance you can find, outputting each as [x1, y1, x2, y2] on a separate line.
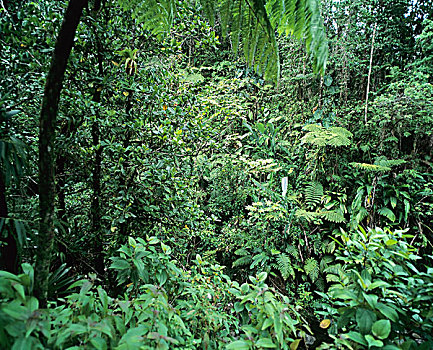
[1, 0, 433, 348]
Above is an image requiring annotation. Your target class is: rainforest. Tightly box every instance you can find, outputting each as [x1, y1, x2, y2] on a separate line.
[1, 0, 433, 349]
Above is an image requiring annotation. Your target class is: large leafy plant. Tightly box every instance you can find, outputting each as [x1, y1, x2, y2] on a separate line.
[318, 227, 433, 349]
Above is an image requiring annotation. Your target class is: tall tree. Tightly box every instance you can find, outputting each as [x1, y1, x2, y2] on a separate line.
[35, 0, 88, 306]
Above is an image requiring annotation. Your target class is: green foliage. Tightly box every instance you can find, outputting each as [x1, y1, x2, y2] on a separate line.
[119, 0, 328, 80]
[318, 227, 433, 349]
[227, 272, 311, 350]
[302, 125, 352, 147]
[2, 0, 433, 348]
[304, 181, 323, 209]
[275, 252, 294, 280]
[0, 239, 313, 349]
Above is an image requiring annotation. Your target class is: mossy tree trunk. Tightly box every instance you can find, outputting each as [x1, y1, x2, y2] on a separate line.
[35, 0, 88, 306]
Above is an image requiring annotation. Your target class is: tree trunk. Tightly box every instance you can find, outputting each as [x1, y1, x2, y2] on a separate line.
[0, 173, 18, 273]
[35, 0, 88, 306]
[91, 35, 105, 275]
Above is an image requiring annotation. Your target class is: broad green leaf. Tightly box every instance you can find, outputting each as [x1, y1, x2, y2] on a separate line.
[11, 336, 36, 350]
[365, 334, 383, 348]
[376, 303, 398, 322]
[372, 319, 391, 340]
[256, 338, 277, 348]
[356, 308, 376, 334]
[344, 331, 367, 346]
[90, 337, 107, 350]
[226, 340, 251, 349]
[362, 293, 378, 309]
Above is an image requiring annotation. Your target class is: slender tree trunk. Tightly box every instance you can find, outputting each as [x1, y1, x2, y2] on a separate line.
[91, 36, 105, 276]
[0, 173, 18, 273]
[35, 0, 87, 306]
[56, 144, 67, 225]
[364, 23, 377, 124]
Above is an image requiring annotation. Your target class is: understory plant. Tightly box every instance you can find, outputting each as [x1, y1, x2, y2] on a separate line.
[0, 236, 311, 349]
[317, 227, 433, 349]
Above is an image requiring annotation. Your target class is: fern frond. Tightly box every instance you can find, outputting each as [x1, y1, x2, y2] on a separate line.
[375, 158, 406, 168]
[305, 181, 323, 209]
[324, 263, 342, 273]
[233, 256, 252, 267]
[315, 277, 325, 291]
[234, 248, 249, 256]
[276, 253, 294, 280]
[349, 162, 391, 172]
[320, 210, 346, 223]
[218, 0, 281, 80]
[286, 245, 299, 260]
[121, 0, 328, 80]
[302, 125, 352, 147]
[295, 209, 321, 222]
[265, 0, 328, 74]
[118, 0, 175, 38]
[304, 257, 319, 282]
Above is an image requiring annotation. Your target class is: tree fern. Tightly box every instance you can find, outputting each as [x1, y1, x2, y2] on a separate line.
[349, 162, 391, 172]
[321, 210, 345, 223]
[302, 125, 352, 147]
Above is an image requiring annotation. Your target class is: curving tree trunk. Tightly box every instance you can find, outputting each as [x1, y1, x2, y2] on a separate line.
[35, 0, 88, 306]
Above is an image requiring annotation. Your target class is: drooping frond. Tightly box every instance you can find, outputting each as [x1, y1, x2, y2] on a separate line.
[377, 207, 396, 222]
[233, 255, 253, 267]
[217, 0, 281, 80]
[120, 0, 328, 81]
[276, 253, 294, 280]
[265, 0, 328, 74]
[117, 0, 176, 38]
[233, 248, 252, 267]
[304, 257, 319, 282]
[350, 157, 405, 173]
[349, 162, 391, 172]
[305, 181, 323, 209]
[295, 209, 320, 222]
[321, 210, 346, 223]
